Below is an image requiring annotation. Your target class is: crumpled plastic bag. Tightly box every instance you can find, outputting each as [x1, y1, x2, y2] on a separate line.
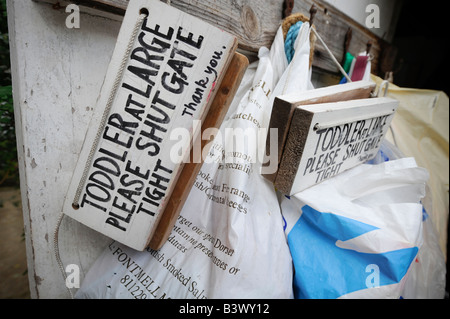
[281, 156, 430, 298]
[372, 75, 449, 258]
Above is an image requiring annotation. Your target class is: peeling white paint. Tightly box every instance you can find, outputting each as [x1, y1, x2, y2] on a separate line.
[8, 0, 120, 298]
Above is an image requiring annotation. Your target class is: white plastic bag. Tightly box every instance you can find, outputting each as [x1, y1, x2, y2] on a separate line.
[282, 157, 430, 299]
[75, 23, 313, 299]
[401, 210, 447, 299]
[372, 75, 449, 258]
[369, 140, 446, 299]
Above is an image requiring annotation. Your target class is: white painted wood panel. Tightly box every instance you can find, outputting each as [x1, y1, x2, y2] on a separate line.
[271, 95, 398, 195]
[7, 0, 122, 298]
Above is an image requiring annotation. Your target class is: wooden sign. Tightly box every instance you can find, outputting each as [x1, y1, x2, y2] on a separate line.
[266, 94, 398, 195]
[62, 0, 239, 251]
[263, 81, 376, 182]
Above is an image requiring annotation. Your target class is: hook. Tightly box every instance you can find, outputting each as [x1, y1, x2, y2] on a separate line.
[282, 0, 294, 19]
[344, 28, 352, 53]
[365, 40, 374, 61]
[366, 40, 372, 55]
[309, 4, 317, 27]
[342, 27, 352, 64]
[52, 2, 64, 10]
[373, 80, 389, 98]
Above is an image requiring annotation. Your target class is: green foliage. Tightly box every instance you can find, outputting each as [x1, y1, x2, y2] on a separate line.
[0, 0, 18, 186]
[0, 1, 9, 86]
[0, 85, 17, 185]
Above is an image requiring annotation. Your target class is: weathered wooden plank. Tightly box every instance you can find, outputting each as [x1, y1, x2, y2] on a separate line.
[64, 0, 129, 15]
[296, 0, 384, 75]
[34, 0, 393, 75]
[9, 0, 123, 298]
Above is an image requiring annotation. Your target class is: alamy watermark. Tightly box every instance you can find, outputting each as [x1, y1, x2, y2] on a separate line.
[365, 264, 380, 288]
[365, 4, 380, 29]
[65, 3, 381, 30]
[65, 263, 80, 289]
[169, 120, 279, 175]
[65, 4, 80, 29]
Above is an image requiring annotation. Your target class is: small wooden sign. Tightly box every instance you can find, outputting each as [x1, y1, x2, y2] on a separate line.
[265, 90, 398, 195]
[263, 81, 376, 182]
[62, 0, 239, 251]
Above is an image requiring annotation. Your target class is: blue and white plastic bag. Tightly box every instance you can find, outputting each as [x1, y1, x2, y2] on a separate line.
[281, 157, 429, 299]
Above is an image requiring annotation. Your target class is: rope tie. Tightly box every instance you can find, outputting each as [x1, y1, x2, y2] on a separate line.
[284, 20, 303, 63]
[281, 13, 316, 68]
[72, 13, 146, 208]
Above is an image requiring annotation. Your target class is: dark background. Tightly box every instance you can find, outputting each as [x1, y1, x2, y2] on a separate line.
[393, 1, 449, 96]
[391, 0, 449, 297]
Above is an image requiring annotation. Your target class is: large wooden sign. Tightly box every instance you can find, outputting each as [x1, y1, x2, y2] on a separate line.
[62, 0, 238, 251]
[264, 83, 398, 195]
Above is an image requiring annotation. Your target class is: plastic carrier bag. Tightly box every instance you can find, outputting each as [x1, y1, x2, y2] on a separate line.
[372, 75, 449, 259]
[371, 142, 447, 299]
[75, 22, 314, 299]
[281, 152, 433, 299]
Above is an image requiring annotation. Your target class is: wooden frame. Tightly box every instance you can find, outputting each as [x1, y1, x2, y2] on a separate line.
[34, 0, 395, 76]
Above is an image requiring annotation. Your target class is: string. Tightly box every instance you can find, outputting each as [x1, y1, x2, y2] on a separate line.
[56, 11, 148, 299]
[283, 15, 351, 83]
[72, 13, 147, 208]
[310, 27, 352, 83]
[285, 20, 303, 63]
[53, 212, 74, 299]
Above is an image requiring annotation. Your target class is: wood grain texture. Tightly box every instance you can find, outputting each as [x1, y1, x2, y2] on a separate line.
[149, 52, 249, 250]
[274, 108, 313, 195]
[34, 0, 393, 75]
[292, 0, 383, 74]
